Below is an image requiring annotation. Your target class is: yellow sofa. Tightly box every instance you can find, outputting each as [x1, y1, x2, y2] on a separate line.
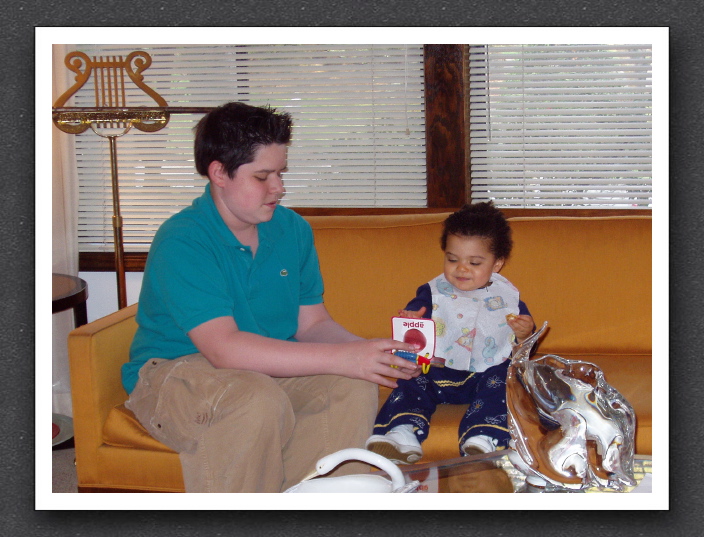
[68, 213, 652, 492]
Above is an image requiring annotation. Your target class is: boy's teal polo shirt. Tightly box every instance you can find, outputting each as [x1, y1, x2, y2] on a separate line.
[122, 184, 324, 394]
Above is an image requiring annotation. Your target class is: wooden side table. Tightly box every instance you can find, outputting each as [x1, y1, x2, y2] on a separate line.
[52, 273, 88, 448]
[52, 273, 88, 328]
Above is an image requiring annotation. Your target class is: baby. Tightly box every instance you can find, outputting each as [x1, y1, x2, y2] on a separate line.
[366, 202, 534, 463]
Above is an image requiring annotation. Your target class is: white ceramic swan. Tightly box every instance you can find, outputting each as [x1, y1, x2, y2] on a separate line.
[284, 448, 418, 493]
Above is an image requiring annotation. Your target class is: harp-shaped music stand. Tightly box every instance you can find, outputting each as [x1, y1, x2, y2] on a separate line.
[53, 50, 170, 309]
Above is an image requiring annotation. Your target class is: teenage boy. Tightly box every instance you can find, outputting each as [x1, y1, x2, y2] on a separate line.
[122, 102, 419, 492]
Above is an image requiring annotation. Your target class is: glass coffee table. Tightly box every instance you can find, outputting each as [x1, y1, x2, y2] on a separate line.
[377, 451, 653, 493]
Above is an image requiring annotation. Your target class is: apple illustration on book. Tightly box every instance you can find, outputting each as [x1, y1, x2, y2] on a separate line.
[402, 328, 427, 349]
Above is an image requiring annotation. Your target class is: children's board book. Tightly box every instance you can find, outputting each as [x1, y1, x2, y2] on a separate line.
[391, 316, 445, 372]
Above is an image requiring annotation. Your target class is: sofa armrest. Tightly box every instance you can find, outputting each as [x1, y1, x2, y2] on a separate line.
[67, 303, 138, 484]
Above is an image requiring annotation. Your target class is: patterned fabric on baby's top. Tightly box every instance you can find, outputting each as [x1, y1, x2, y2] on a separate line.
[429, 273, 519, 372]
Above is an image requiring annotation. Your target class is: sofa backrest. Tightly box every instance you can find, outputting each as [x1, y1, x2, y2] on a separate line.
[306, 212, 449, 340]
[306, 214, 652, 356]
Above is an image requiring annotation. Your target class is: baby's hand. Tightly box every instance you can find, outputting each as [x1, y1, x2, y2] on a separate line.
[398, 306, 427, 319]
[507, 314, 534, 342]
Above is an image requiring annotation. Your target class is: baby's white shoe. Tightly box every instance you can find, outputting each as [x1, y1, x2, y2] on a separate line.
[366, 424, 423, 464]
[461, 434, 498, 456]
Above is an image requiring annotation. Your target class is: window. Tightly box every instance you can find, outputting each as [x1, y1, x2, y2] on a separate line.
[467, 44, 653, 208]
[62, 44, 426, 253]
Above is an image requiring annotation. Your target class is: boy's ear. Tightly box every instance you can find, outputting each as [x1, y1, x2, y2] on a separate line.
[208, 160, 228, 186]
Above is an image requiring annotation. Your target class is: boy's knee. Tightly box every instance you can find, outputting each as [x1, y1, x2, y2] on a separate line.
[333, 376, 378, 409]
[217, 371, 294, 427]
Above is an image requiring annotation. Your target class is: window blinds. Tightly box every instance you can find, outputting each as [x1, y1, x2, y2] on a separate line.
[467, 44, 652, 208]
[66, 44, 426, 252]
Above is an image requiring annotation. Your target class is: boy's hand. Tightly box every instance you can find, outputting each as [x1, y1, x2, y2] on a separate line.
[340, 338, 421, 388]
[398, 306, 427, 319]
[507, 314, 534, 343]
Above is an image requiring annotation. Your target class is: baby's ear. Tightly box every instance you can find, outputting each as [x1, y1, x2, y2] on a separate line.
[493, 257, 505, 272]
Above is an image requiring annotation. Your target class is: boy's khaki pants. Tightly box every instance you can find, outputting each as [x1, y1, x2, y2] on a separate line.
[126, 353, 379, 492]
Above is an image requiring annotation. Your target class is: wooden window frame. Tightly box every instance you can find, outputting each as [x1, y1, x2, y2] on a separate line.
[79, 44, 650, 272]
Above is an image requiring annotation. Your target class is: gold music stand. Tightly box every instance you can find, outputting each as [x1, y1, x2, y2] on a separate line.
[53, 50, 170, 309]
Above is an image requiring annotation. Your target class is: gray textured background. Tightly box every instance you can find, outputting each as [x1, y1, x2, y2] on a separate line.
[4, 0, 698, 535]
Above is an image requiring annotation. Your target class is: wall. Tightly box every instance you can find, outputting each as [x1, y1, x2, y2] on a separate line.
[79, 272, 144, 322]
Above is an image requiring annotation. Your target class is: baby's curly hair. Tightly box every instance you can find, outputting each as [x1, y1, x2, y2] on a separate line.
[441, 201, 513, 260]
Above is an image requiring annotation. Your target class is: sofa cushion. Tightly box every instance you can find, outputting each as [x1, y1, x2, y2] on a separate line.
[103, 404, 176, 453]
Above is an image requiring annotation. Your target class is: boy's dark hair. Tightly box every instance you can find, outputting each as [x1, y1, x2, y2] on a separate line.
[441, 201, 513, 260]
[194, 102, 293, 178]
